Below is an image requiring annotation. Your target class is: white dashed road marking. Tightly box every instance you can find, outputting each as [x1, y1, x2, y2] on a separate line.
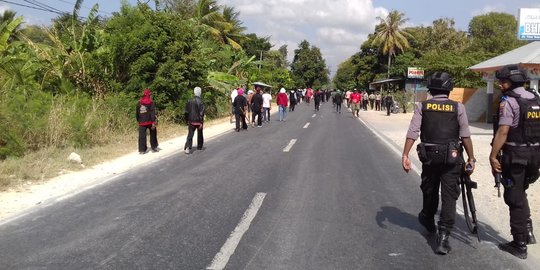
[303, 123, 310, 129]
[312, 114, 316, 118]
[283, 139, 298, 152]
[207, 193, 267, 270]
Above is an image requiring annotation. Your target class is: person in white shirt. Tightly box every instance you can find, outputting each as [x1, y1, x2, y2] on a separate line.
[230, 88, 238, 123]
[262, 89, 272, 122]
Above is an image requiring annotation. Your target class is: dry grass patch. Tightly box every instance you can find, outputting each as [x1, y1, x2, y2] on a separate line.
[0, 122, 188, 190]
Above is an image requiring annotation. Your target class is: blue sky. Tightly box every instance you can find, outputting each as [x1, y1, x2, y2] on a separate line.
[2, 0, 539, 75]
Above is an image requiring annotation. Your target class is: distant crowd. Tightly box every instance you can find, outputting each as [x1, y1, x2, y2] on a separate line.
[229, 86, 398, 130]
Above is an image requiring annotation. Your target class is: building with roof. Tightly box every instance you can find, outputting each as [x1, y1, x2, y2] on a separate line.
[469, 41, 540, 122]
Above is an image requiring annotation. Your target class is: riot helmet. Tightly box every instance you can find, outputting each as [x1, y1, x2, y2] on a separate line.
[427, 72, 454, 92]
[495, 64, 528, 83]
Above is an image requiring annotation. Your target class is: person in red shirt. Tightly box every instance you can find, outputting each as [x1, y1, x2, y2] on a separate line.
[276, 88, 289, 121]
[350, 90, 361, 117]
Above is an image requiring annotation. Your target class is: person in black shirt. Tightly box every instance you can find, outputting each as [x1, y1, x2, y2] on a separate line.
[233, 89, 248, 131]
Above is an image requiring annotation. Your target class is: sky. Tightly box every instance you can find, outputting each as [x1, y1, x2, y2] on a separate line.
[1, 0, 539, 77]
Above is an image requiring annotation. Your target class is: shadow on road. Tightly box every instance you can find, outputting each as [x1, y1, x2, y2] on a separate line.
[375, 206, 510, 254]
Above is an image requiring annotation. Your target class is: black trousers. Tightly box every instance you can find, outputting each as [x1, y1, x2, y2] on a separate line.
[235, 113, 247, 130]
[252, 110, 262, 126]
[420, 163, 461, 230]
[386, 103, 392, 115]
[502, 145, 540, 236]
[336, 103, 341, 113]
[184, 124, 203, 150]
[138, 125, 158, 152]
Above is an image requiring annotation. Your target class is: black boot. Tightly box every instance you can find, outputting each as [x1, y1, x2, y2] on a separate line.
[418, 212, 436, 233]
[436, 228, 451, 255]
[499, 234, 527, 259]
[527, 218, 536, 245]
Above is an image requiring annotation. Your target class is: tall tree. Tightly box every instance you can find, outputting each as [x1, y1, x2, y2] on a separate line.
[290, 40, 329, 88]
[220, 6, 246, 50]
[468, 12, 527, 56]
[239, 33, 271, 60]
[372, 10, 411, 78]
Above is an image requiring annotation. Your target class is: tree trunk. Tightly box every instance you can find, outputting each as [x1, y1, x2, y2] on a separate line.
[387, 53, 392, 79]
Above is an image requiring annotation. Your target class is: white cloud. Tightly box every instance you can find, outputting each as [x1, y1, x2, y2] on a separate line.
[222, 0, 388, 77]
[0, 4, 10, 14]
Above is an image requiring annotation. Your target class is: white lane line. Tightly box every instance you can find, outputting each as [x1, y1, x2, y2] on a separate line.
[303, 123, 310, 129]
[207, 193, 267, 270]
[283, 139, 298, 152]
[312, 114, 316, 118]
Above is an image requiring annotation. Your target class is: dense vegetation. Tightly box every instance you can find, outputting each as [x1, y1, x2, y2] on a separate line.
[0, 0, 330, 160]
[0, 1, 528, 162]
[333, 11, 528, 91]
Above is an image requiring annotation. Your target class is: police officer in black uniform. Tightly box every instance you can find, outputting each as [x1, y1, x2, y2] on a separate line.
[489, 64, 540, 259]
[402, 72, 476, 255]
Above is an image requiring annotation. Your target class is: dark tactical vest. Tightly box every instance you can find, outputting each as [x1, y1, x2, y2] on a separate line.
[420, 99, 459, 144]
[504, 91, 540, 144]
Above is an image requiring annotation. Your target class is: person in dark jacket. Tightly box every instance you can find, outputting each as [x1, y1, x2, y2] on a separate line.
[251, 86, 264, 127]
[289, 90, 297, 112]
[184, 86, 205, 154]
[136, 89, 158, 154]
[233, 88, 248, 131]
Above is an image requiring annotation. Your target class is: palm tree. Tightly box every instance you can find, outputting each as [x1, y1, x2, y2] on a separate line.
[220, 6, 246, 50]
[372, 10, 411, 78]
[190, 0, 245, 50]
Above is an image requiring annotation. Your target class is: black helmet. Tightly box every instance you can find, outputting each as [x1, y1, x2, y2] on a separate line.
[427, 72, 454, 91]
[495, 64, 528, 83]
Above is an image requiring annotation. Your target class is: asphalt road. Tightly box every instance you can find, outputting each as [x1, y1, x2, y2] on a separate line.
[0, 100, 531, 270]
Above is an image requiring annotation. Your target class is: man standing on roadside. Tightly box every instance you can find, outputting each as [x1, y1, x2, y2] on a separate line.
[489, 64, 540, 260]
[136, 88, 158, 154]
[385, 93, 394, 116]
[184, 87, 205, 154]
[369, 92, 376, 110]
[401, 71, 475, 256]
[375, 92, 382, 111]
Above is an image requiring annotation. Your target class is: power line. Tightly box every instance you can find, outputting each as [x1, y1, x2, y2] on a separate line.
[23, 0, 65, 14]
[0, 0, 66, 15]
[51, 0, 112, 15]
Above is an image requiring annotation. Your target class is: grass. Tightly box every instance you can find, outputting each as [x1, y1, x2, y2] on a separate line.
[0, 120, 217, 190]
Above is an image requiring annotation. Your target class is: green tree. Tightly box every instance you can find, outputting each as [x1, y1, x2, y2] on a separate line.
[239, 33, 271, 61]
[333, 59, 356, 90]
[372, 10, 411, 78]
[290, 40, 329, 88]
[468, 12, 527, 56]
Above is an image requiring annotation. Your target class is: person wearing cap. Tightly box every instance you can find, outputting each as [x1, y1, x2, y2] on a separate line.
[136, 88, 158, 154]
[401, 71, 475, 255]
[489, 64, 540, 259]
[183, 87, 206, 154]
[276, 88, 289, 121]
[233, 88, 248, 131]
